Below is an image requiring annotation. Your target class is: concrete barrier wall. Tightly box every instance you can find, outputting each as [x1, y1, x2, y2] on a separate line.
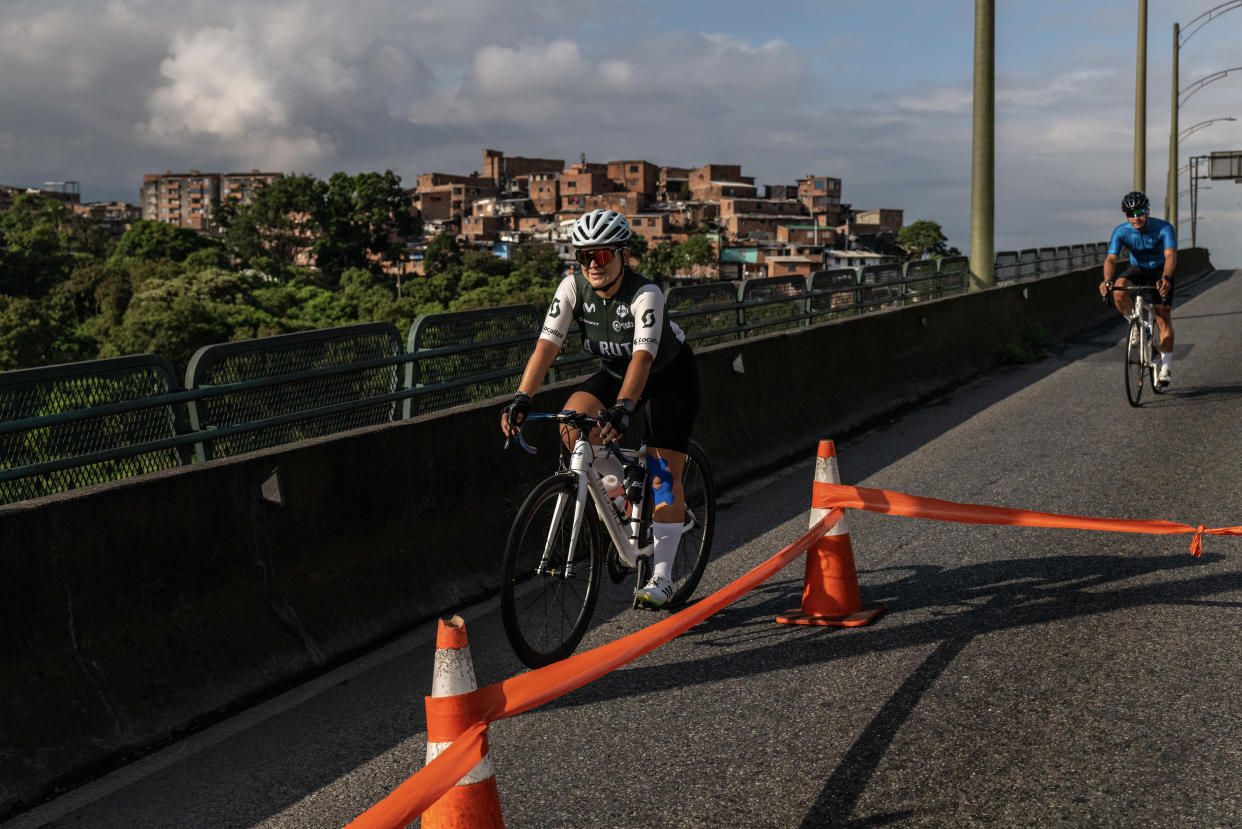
[0, 249, 1214, 815]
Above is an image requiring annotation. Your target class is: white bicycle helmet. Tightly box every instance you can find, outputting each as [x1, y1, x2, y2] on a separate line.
[570, 209, 632, 247]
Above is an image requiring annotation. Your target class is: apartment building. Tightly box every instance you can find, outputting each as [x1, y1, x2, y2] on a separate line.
[582, 192, 646, 215]
[527, 173, 560, 215]
[482, 149, 564, 189]
[688, 164, 755, 201]
[414, 173, 498, 222]
[141, 169, 278, 230]
[558, 162, 614, 212]
[777, 224, 838, 246]
[765, 255, 818, 280]
[607, 160, 659, 200]
[852, 209, 904, 231]
[796, 175, 844, 226]
[763, 184, 799, 200]
[719, 198, 807, 239]
[658, 166, 692, 201]
[628, 213, 670, 239]
[463, 214, 504, 242]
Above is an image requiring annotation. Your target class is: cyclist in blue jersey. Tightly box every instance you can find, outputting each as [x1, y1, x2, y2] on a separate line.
[1099, 190, 1177, 387]
[500, 209, 700, 609]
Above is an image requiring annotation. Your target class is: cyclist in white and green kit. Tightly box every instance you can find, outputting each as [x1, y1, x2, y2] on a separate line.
[500, 209, 700, 608]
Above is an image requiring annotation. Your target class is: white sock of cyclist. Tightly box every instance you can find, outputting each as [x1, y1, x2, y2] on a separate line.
[1161, 350, 1173, 370]
[651, 521, 685, 582]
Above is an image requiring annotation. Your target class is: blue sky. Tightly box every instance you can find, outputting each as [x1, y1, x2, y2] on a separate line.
[2, 0, 1240, 265]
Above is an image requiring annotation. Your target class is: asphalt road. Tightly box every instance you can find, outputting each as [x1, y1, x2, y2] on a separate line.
[9, 269, 1242, 829]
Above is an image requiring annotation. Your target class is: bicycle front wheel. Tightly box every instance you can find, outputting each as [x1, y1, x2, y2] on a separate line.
[666, 441, 716, 609]
[1124, 319, 1145, 407]
[501, 474, 602, 668]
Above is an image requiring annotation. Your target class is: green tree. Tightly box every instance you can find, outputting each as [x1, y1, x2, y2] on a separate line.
[215, 174, 327, 279]
[0, 193, 73, 296]
[103, 268, 283, 370]
[316, 170, 417, 284]
[423, 232, 462, 277]
[638, 241, 679, 280]
[113, 219, 214, 262]
[628, 232, 649, 260]
[896, 220, 960, 261]
[0, 294, 85, 370]
[676, 235, 716, 269]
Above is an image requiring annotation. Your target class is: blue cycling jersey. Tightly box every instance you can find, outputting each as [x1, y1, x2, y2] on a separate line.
[1108, 216, 1177, 270]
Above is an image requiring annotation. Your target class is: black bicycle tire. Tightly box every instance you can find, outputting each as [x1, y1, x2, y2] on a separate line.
[1124, 319, 1144, 407]
[500, 473, 602, 668]
[665, 440, 716, 609]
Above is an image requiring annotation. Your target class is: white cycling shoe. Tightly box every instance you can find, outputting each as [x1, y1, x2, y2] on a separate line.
[635, 574, 674, 609]
[1157, 366, 1172, 387]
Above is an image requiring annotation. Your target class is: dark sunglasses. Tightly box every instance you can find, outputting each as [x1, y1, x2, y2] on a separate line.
[574, 247, 622, 267]
[1125, 208, 1149, 218]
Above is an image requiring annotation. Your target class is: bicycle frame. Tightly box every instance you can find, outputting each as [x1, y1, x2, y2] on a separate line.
[513, 413, 651, 577]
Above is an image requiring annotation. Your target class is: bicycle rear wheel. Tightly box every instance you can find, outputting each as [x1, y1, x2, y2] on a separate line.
[501, 474, 602, 668]
[666, 440, 716, 609]
[1124, 319, 1145, 407]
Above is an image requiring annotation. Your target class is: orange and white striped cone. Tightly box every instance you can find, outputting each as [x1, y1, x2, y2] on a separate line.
[777, 440, 886, 627]
[422, 616, 504, 828]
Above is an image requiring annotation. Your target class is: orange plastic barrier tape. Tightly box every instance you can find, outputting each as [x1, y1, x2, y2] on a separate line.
[811, 481, 1242, 557]
[425, 509, 842, 737]
[351, 510, 842, 828]
[344, 721, 487, 829]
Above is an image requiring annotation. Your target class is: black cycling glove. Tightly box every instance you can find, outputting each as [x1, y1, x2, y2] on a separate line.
[503, 391, 531, 428]
[599, 398, 636, 437]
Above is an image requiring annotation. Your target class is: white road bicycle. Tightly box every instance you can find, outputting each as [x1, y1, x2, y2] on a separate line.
[1111, 284, 1167, 407]
[501, 411, 715, 668]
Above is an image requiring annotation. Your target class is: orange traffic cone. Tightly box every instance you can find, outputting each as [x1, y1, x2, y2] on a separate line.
[422, 616, 504, 828]
[777, 440, 886, 627]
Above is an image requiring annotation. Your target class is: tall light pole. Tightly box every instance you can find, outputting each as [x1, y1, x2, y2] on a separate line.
[1166, 1, 1242, 227]
[1135, 0, 1147, 190]
[970, 0, 994, 291]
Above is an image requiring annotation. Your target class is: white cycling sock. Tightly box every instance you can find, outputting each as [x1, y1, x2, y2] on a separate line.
[651, 521, 685, 581]
[1161, 351, 1173, 370]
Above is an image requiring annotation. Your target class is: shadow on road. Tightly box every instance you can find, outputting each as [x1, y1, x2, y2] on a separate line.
[535, 548, 1241, 826]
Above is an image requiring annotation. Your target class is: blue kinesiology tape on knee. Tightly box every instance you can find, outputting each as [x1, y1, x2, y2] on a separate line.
[647, 455, 675, 506]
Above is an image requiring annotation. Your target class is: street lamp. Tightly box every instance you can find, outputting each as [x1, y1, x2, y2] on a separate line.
[1178, 116, 1237, 142]
[1166, 1, 1242, 228]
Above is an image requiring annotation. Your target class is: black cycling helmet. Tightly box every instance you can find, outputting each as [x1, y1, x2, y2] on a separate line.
[1121, 191, 1150, 213]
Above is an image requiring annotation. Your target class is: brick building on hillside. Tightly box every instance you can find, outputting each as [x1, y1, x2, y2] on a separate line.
[688, 164, 755, 201]
[797, 175, 844, 227]
[414, 173, 498, 222]
[558, 162, 614, 212]
[482, 149, 564, 190]
[607, 160, 659, 200]
[658, 166, 692, 201]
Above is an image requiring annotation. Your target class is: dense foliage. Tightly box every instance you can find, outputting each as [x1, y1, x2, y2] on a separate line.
[896, 219, 961, 261]
[0, 176, 569, 373]
[0, 177, 722, 374]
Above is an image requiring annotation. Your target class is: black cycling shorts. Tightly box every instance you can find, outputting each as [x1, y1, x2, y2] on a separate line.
[1118, 264, 1173, 308]
[573, 344, 700, 453]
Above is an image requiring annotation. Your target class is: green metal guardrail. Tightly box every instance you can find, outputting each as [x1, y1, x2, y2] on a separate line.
[0, 245, 1108, 504]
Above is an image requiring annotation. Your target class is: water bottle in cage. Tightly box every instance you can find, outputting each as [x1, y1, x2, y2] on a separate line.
[601, 474, 630, 518]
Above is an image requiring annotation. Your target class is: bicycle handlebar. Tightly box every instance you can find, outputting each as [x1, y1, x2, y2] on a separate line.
[504, 411, 641, 463]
